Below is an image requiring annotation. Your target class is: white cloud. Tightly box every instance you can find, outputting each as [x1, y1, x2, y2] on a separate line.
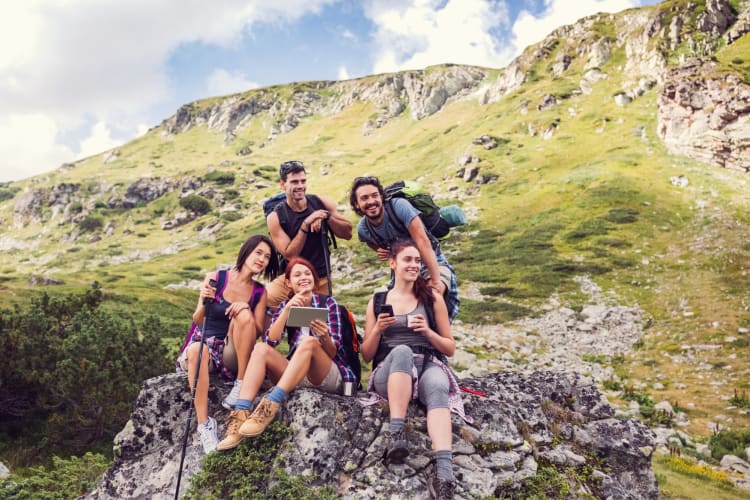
[0, 114, 74, 182]
[0, 0, 338, 182]
[340, 29, 358, 42]
[365, 0, 513, 74]
[511, 0, 640, 54]
[207, 69, 259, 96]
[78, 122, 123, 160]
[338, 65, 351, 80]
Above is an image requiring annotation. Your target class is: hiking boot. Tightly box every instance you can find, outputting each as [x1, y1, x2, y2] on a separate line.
[428, 476, 455, 500]
[222, 379, 242, 410]
[196, 417, 218, 454]
[385, 428, 409, 464]
[239, 398, 279, 437]
[216, 409, 251, 451]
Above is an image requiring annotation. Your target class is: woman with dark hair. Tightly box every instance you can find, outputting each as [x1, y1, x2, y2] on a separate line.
[361, 239, 468, 500]
[216, 256, 357, 450]
[178, 234, 279, 454]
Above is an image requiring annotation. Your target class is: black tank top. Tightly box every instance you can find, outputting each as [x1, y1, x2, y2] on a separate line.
[278, 196, 328, 278]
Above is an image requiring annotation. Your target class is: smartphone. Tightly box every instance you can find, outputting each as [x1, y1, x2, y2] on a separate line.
[378, 304, 394, 317]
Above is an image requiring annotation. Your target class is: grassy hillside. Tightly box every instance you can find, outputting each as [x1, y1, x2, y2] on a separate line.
[0, 1, 749, 494]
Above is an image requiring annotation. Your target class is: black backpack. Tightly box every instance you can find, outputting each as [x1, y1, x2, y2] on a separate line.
[285, 298, 363, 388]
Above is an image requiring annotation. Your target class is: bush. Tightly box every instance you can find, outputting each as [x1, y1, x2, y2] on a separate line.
[204, 171, 235, 184]
[0, 283, 169, 452]
[0, 452, 109, 499]
[0, 187, 19, 202]
[708, 429, 750, 461]
[179, 194, 212, 215]
[221, 211, 243, 222]
[78, 215, 104, 232]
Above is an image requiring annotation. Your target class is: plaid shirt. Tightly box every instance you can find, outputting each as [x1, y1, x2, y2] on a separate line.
[265, 293, 356, 384]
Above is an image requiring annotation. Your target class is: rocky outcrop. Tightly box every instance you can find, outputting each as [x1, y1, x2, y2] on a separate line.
[108, 178, 178, 209]
[657, 60, 750, 172]
[85, 371, 657, 499]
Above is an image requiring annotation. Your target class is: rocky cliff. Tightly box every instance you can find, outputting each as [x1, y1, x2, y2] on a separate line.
[85, 371, 657, 499]
[657, 59, 750, 172]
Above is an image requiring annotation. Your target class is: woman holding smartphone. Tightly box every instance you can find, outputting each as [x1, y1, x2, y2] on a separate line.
[178, 234, 279, 454]
[361, 239, 467, 500]
[216, 256, 357, 450]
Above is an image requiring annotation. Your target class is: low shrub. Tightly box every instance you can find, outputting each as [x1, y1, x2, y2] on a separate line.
[0, 452, 109, 499]
[708, 429, 750, 461]
[179, 194, 212, 215]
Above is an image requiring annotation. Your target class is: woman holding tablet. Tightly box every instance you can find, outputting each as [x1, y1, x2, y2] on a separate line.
[216, 256, 356, 449]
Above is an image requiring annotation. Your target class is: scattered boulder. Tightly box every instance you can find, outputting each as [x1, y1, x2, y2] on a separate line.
[472, 134, 498, 150]
[670, 175, 689, 188]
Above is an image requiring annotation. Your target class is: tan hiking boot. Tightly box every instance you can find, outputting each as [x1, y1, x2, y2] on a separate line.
[239, 397, 280, 437]
[216, 409, 251, 451]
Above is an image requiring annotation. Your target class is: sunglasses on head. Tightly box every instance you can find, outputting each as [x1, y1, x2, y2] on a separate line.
[279, 160, 305, 179]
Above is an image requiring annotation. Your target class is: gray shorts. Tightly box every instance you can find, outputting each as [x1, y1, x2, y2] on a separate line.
[300, 361, 342, 394]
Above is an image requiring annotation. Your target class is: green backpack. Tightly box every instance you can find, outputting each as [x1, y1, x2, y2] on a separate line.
[383, 180, 465, 239]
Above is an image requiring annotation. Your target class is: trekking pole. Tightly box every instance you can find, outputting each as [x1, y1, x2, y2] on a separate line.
[320, 219, 333, 297]
[174, 278, 215, 500]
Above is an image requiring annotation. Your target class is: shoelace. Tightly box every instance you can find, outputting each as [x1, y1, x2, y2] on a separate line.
[250, 401, 273, 423]
[227, 412, 245, 433]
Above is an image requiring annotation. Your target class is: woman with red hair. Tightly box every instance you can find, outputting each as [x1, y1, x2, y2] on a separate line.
[216, 256, 356, 450]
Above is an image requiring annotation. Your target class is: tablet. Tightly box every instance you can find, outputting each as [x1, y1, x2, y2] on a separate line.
[286, 307, 328, 328]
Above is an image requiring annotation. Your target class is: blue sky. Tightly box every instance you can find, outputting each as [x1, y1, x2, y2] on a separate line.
[0, 0, 660, 182]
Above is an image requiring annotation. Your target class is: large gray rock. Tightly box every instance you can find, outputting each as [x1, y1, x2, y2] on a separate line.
[84, 371, 658, 499]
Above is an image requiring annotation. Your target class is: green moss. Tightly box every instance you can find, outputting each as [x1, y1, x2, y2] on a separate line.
[186, 422, 337, 499]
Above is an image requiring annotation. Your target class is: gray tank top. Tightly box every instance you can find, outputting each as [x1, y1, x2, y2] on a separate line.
[382, 302, 433, 350]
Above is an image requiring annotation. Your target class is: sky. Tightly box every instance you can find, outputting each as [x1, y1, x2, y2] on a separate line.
[0, 0, 661, 183]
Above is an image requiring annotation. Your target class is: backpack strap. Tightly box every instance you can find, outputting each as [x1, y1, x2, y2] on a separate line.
[364, 216, 387, 250]
[275, 194, 337, 250]
[248, 281, 265, 311]
[214, 269, 229, 300]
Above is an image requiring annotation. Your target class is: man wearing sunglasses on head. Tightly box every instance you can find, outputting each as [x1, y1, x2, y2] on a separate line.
[265, 161, 352, 309]
[349, 175, 459, 323]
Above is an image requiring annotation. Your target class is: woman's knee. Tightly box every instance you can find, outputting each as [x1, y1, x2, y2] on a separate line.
[293, 336, 319, 357]
[389, 345, 414, 372]
[232, 309, 255, 331]
[250, 342, 273, 360]
[420, 368, 450, 410]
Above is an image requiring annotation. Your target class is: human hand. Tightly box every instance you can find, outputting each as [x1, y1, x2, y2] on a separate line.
[407, 314, 429, 334]
[429, 278, 445, 295]
[374, 312, 397, 334]
[226, 302, 250, 319]
[310, 319, 328, 337]
[287, 291, 311, 308]
[304, 209, 329, 233]
[376, 247, 390, 261]
[200, 280, 216, 303]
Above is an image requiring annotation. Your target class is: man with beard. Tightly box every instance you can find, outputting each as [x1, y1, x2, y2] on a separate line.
[265, 161, 352, 309]
[349, 176, 459, 322]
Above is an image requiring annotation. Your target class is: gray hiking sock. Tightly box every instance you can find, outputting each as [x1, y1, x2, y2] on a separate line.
[388, 418, 405, 434]
[435, 450, 454, 481]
